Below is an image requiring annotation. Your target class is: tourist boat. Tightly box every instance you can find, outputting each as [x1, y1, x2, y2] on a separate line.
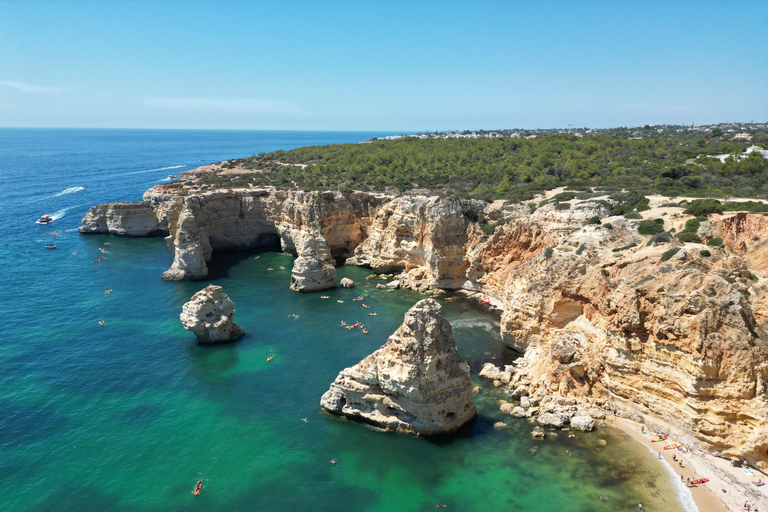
[167, 174, 176, 180]
[38, 214, 53, 224]
[45, 244, 56, 249]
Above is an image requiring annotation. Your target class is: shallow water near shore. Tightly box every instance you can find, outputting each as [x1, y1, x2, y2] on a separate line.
[0, 129, 691, 511]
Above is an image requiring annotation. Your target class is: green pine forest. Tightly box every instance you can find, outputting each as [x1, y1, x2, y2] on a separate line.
[203, 126, 768, 203]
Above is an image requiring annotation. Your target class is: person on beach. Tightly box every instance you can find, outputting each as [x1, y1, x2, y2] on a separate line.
[658, 452, 661, 459]
[687, 477, 690, 486]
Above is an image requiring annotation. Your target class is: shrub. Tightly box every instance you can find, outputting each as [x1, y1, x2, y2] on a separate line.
[385, 210, 394, 217]
[623, 211, 643, 219]
[637, 218, 665, 235]
[699, 249, 711, 257]
[481, 223, 495, 236]
[684, 218, 701, 232]
[661, 247, 681, 261]
[683, 199, 724, 216]
[612, 242, 637, 253]
[554, 202, 571, 211]
[528, 203, 537, 214]
[707, 237, 723, 247]
[544, 247, 554, 258]
[647, 231, 673, 246]
[677, 231, 702, 243]
[587, 216, 602, 225]
[603, 223, 613, 230]
[576, 244, 587, 255]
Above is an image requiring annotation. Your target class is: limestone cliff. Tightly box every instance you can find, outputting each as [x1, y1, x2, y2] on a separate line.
[346, 196, 481, 291]
[79, 163, 768, 466]
[320, 299, 476, 435]
[180, 285, 245, 343]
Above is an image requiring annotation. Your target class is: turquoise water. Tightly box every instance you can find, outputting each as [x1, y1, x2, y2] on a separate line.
[0, 129, 690, 511]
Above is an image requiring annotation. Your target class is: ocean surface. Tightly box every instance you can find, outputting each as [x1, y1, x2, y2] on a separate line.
[0, 129, 693, 512]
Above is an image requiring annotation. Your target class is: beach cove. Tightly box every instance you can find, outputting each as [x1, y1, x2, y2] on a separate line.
[1, 128, 704, 511]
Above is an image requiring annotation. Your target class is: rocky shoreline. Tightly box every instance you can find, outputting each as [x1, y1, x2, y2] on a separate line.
[79, 165, 768, 474]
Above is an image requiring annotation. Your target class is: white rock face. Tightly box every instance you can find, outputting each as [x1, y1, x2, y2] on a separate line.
[340, 277, 355, 288]
[320, 299, 476, 435]
[537, 413, 564, 428]
[180, 285, 245, 343]
[79, 202, 165, 236]
[569, 415, 595, 432]
[290, 232, 337, 292]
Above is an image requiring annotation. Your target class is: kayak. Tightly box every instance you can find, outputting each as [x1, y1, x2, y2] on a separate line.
[266, 354, 274, 362]
[690, 478, 709, 485]
[663, 444, 678, 450]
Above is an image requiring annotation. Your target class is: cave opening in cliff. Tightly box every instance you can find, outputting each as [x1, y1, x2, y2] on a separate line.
[254, 232, 281, 250]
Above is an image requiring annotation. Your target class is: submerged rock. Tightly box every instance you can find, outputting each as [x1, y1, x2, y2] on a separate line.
[320, 298, 476, 435]
[180, 285, 244, 343]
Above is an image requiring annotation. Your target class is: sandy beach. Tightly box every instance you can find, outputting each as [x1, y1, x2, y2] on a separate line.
[613, 418, 768, 512]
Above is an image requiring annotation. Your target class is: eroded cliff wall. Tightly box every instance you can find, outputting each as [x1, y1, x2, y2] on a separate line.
[80, 177, 768, 466]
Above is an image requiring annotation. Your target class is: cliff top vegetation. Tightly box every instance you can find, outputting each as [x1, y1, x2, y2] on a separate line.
[201, 126, 768, 202]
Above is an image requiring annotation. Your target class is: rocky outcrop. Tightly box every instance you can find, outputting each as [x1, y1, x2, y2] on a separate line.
[290, 232, 336, 292]
[79, 202, 165, 236]
[346, 197, 480, 291]
[320, 299, 476, 435]
[340, 278, 355, 288]
[80, 162, 768, 466]
[180, 285, 244, 343]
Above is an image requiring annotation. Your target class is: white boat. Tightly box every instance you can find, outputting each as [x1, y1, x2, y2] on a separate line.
[38, 214, 53, 224]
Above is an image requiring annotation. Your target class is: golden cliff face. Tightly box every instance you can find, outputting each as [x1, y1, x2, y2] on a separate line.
[79, 176, 768, 466]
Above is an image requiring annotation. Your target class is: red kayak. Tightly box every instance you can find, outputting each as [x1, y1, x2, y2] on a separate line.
[690, 478, 709, 485]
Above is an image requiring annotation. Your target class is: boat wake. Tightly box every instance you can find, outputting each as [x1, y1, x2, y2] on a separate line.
[125, 164, 186, 176]
[53, 186, 84, 197]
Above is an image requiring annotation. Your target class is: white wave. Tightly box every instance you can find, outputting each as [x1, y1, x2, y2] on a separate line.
[53, 186, 84, 197]
[639, 443, 699, 512]
[450, 317, 497, 332]
[124, 164, 186, 175]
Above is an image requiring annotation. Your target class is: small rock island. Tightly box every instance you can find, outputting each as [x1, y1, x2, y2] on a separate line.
[321, 298, 476, 435]
[180, 285, 245, 343]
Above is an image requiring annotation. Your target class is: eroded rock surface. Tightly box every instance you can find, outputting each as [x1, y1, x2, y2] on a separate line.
[180, 285, 244, 343]
[320, 299, 476, 435]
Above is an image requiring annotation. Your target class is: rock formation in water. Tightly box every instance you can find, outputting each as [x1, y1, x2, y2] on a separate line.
[320, 298, 476, 435]
[79, 163, 768, 467]
[290, 231, 337, 292]
[180, 285, 244, 343]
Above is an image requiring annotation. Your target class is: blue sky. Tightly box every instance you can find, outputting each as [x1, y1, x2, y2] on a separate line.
[1, 0, 766, 130]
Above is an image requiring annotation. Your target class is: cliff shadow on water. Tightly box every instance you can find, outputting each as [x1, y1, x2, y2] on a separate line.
[205, 243, 284, 280]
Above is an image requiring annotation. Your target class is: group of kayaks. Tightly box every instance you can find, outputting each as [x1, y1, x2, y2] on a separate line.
[340, 320, 368, 334]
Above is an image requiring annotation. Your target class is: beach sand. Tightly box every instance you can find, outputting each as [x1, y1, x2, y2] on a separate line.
[613, 418, 768, 512]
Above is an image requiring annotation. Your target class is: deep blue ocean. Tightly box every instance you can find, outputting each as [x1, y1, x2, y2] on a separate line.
[0, 129, 692, 511]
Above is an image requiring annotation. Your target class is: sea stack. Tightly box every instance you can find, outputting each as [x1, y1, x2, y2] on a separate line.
[180, 285, 245, 343]
[321, 298, 476, 435]
[290, 232, 337, 292]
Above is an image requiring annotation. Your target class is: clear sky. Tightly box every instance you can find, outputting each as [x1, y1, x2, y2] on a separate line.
[1, 0, 766, 131]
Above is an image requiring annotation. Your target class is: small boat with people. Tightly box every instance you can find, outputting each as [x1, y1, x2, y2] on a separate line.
[45, 244, 56, 249]
[167, 174, 177, 180]
[38, 214, 53, 224]
[266, 354, 274, 362]
[192, 479, 202, 495]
